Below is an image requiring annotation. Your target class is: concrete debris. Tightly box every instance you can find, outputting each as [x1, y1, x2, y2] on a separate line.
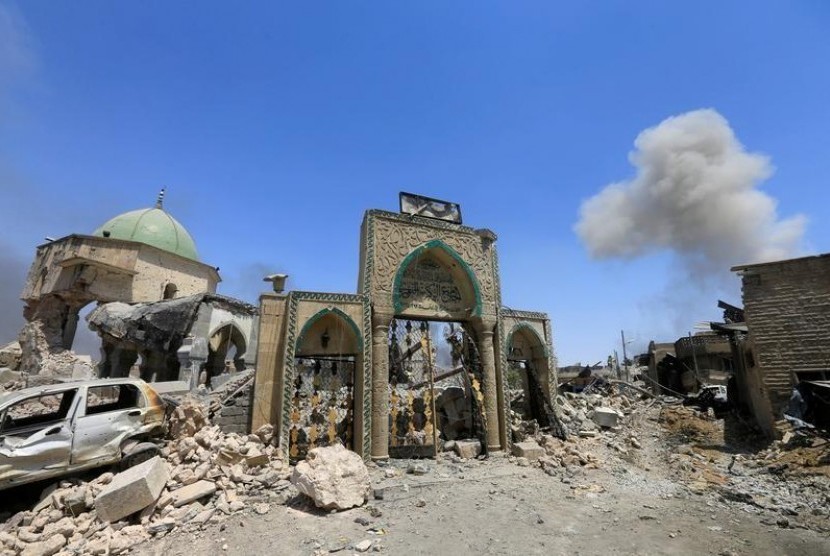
[167, 398, 210, 438]
[0, 395, 289, 555]
[291, 444, 371, 511]
[453, 439, 482, 459]
[592, 407, 622, 428]
[511, 441, 545, 462]
[95, 456, 169, 523]
[169, 481, 217, 507]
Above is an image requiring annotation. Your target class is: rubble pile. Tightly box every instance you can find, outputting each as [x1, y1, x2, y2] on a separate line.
[535, 434, 600, 474]
[554, 389, 638, 436]
[0, 400, 294, 556]
[657, 404, 830, 532]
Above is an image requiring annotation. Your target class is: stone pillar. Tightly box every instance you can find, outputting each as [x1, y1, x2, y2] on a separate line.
[370, 314, 392, 460]
[177, 337, 208, 389]
[61, 310, 80, 350]
[475, 319, 502, 452]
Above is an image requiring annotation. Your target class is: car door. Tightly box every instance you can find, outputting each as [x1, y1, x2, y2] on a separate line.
[0, 389, 79, 486]
[71, 383, 146, 467]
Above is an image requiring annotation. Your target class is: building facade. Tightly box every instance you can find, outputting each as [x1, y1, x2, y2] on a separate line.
[731, 253, 830, 436]
[252, 200, 558, 461]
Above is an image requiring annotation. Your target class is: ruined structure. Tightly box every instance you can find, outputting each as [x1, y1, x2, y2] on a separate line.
[17, 191, 257, 386]
[252, 194, 559, 461]
[725, 254, 830, 436]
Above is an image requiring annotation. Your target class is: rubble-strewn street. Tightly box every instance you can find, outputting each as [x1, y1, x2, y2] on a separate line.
[3, 386, 825, 556]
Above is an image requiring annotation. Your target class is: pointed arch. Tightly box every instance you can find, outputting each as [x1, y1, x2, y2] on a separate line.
[296, 307, 364, 352]
[505, 322, 549, 358]
[392, 239, 482, 316]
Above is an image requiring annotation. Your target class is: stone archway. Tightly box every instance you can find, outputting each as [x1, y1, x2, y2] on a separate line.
[205, 324, 247, 382]
[371, 240, 498, 459]
[289, 308, 362, 460]
[505, 323, 551, 427]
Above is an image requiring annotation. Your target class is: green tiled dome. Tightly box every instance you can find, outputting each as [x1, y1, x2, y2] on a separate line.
[93, 206, 199, 261]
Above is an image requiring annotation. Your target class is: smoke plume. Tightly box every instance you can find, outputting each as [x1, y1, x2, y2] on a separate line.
[575, 109, 806, 281]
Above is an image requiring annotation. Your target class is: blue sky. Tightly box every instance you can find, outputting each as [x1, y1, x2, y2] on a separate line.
[1, 1, 829, 365]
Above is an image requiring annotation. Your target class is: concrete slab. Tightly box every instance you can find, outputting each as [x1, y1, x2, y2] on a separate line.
[453, 440, 482, 459]
[511, 441, 545, 461]
[170, 480, 217, 507]
[592, 407, 621, 428]
[94, 456, 169, 523]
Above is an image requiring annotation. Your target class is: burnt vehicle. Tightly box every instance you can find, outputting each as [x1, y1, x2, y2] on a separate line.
[0, 378, 166, 490]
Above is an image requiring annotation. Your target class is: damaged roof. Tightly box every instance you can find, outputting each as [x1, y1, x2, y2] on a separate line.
[86, 293, 257, 352]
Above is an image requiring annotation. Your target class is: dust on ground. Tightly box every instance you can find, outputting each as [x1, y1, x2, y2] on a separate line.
[133, 399, 830, 556]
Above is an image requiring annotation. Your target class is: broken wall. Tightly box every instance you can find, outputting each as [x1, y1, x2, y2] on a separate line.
[736, 254, 830, 434]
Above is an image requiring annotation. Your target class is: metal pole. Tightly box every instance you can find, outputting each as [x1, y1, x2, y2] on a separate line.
[423, 327, 439, 459]
[621, 330, 629, 382]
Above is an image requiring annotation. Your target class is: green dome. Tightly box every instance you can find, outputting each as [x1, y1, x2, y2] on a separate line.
[93, 207, 199, 261]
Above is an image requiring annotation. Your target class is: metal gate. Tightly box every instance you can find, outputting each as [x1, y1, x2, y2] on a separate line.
[387, 319, 487, 458]
[288, 356, 355, 460]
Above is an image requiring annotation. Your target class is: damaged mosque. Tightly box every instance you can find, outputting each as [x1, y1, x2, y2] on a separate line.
[9, 191, 561, 462]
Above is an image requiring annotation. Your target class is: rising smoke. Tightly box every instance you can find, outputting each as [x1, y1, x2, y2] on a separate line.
[575, 109, 806, 282]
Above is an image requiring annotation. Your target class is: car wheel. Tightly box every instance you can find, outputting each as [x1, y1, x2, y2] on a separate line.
[120, 442, 161, 470]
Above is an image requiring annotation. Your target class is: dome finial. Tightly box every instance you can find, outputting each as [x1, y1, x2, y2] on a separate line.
[155, 188, 166, 209]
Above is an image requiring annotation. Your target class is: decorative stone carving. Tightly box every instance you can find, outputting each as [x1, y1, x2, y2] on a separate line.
[369, 213, 497, 316]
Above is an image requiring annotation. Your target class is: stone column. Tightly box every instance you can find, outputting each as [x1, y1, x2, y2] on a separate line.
[475, 319, 502, 452]
[370, 314, 392, 460]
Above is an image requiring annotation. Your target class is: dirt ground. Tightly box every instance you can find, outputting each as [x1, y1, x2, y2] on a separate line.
[134, 404, 830, 556]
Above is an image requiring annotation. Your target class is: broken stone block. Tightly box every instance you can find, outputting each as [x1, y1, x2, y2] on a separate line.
[20, 533, 66, 556]
[62, 487, 90, 516]
[511, 441, 545, 462]
[169, 480, 217, 507]
[94, 456, 169, 523]
[291, 444, 370, 511]
[245, 453, 269, 468]
[591, 407, 620, 428]
[0, 367, 21, 384]
[453, 440, 482, 459]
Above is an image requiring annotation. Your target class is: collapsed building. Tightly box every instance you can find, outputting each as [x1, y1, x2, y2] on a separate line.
[251, 194, 560, 461]
[12, 191, 258, 388]
[645, 331, 733, 396]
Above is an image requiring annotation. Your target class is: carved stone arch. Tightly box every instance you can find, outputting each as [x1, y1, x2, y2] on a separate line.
[296, 307, 363, 356]
[392, 239, 483, 317]
[505, 322, 548, 359]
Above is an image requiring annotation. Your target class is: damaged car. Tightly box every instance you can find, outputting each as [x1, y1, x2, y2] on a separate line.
[0, 378, 167, 490]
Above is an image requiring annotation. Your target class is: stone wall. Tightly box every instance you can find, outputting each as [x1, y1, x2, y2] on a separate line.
[737, 253, 830, 431]
[213, 373, 255, 435]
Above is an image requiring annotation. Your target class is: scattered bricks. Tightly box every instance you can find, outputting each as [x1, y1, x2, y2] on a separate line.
[511, 441, 545, 462]
[453, 440, 482, 459]
[592, 407, 621, 428]
[20, 533, 66, 556]
[245, 453, 269, 468]
[94, 456, 169, 523]
[169, 480, 217, 507]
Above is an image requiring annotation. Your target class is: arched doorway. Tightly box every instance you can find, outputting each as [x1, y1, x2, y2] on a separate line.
[205, 324, 247, 384]
[506, 323, 551, 428]
[386, 240, 490, 457]
[387, 318, 487, 457]
[289, 309, 361, 460]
